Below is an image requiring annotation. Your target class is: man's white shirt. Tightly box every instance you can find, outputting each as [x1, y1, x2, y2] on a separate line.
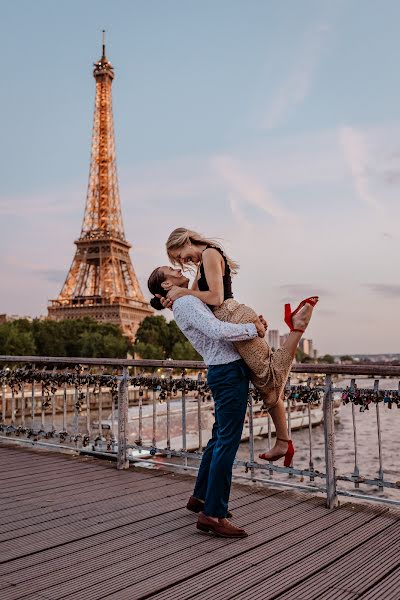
[172, 295, 257, 365]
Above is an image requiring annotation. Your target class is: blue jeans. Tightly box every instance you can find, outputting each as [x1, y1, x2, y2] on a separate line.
[193, 359, 249, 518]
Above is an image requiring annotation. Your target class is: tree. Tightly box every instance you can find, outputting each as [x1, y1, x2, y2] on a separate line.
[318, 354, 335, 364]
[0, 321, 36, 355]
[170, 341, 201, 361]
[0, 318, 132, 358]
[32, 319, 66, 356]
[134, 342, 165, 360]
[340, 355, 354, 363]
[133, 315, 201, 360]
[165, 320, 185, 357]
[134, 316, 170, 359]
[295, 348, 307, 363]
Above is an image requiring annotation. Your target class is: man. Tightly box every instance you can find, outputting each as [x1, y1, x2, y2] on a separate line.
[148, 266, 266, 538]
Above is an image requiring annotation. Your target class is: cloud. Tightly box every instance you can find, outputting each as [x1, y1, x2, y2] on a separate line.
[120, 156, 219, 205]
[381, 168, 400, 185]
[0, 185, 83, 217]
[339, 126, 381, 210]
[212, 155, 295, 222]
[279, 284, 332, 303]
[364, 284, 400, 298]
[262, 22, 330, 130]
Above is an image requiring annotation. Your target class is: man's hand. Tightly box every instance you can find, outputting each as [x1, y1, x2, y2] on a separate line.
[254, 315, 268, 338]
[155, 295, 173, 310]
[166, 286, 189, 302]
[259, 315, 268, 331]
[254, 318, 265, 338]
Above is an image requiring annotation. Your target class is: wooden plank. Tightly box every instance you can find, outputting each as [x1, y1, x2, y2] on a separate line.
[0, 468, 150, 498]
[146, 505, 379, 600]
[0, 462, 117, 487]
[1, 445, 398, 600]
[0, 473, 270, 538]
[360, 567, 400, 600]
[228, 515, 398, 600]
[0, 476, 185, 534]
[0, 491, 193, 576]
[37, 499, 343, 600]
[0, 470, 165, 527]
[2, 494, 323, 600]
[0, 468, 174, 507]
[0, 489, 265, 587]
[0, 492, 291, 599]
[0, 471, 169, 517]
[0, 453, 105, 472]
[0, 486, 281, 578]
[0, 479, 196, 563]
[0, 470, 165, 507]
[0, 477, 195, 542]
[1, 470, 164, 522]
[275, 514, 400, 599]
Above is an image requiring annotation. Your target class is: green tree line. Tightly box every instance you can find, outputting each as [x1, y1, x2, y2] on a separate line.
[134, 316, 201, 360]
[0, 316, 201, 360]
[0, 318, 132, 358]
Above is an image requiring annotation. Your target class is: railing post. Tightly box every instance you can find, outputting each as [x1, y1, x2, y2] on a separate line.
[247, 387, 256, 481]
[117, 366, 129, 470]
[323, 374, 337, 508]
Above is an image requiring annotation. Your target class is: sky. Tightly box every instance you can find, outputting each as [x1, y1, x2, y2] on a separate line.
[1, 0, 400, 355]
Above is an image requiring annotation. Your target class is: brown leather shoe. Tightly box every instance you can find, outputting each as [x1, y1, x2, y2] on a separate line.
[196, 512, 248, 538]
[186, 496, 233, 518]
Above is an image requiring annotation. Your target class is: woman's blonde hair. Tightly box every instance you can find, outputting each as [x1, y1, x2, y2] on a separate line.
[166, 227, 239, 274]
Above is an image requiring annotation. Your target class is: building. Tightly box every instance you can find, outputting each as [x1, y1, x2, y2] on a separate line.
[299, 338, 314, 356]
[279, 333, 290, 348]
[267, 329, 280, 350]
[48, 34, 152, 340]
[0, 314, 33, 324]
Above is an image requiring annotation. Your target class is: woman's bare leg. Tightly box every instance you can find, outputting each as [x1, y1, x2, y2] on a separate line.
[259, 304, 314, 461]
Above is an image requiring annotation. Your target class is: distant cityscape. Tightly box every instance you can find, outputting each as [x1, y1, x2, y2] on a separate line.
[267, 329, 317, 360]
[267, 328, 400, 364]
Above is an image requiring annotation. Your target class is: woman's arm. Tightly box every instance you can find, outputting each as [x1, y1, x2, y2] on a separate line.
[166, 248, 225, 306]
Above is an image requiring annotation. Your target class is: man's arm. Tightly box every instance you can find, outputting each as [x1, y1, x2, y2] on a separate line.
[173, 297, 258, 342]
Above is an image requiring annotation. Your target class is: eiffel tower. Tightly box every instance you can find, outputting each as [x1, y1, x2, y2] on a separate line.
[48, 33, 152, 339]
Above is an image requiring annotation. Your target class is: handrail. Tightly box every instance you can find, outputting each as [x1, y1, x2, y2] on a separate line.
[1, 356, 400, 377]
[0, 355, 399, 509]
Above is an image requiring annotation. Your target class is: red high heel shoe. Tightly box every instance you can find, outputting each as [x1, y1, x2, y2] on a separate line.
[284, 296, 319, 333]
[259, 438, 295, 467]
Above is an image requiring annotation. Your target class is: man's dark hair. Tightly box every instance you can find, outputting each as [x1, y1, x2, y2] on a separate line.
[148, 267, 167, 311]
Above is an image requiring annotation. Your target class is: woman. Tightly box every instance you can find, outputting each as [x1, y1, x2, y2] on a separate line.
[157, 227, 318, 465]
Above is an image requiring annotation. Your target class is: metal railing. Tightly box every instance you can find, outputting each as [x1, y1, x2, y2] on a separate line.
[1, 356, 399, 509]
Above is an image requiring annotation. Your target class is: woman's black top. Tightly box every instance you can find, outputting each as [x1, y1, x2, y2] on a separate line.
[197, 246, 234, 307]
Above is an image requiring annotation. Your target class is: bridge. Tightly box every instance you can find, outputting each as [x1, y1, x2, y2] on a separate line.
[0, 356, 399, 599]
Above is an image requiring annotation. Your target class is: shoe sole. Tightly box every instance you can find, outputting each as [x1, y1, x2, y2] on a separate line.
[196, 523, 248, 538]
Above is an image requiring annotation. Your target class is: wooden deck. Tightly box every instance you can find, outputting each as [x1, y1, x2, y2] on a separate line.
[0, 445, 399, 600]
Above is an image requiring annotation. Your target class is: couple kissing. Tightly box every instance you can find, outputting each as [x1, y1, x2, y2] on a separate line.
[147, 227, 318, 538]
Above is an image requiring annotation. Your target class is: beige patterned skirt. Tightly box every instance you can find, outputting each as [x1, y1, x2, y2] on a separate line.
[213, 299, 293, 409]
